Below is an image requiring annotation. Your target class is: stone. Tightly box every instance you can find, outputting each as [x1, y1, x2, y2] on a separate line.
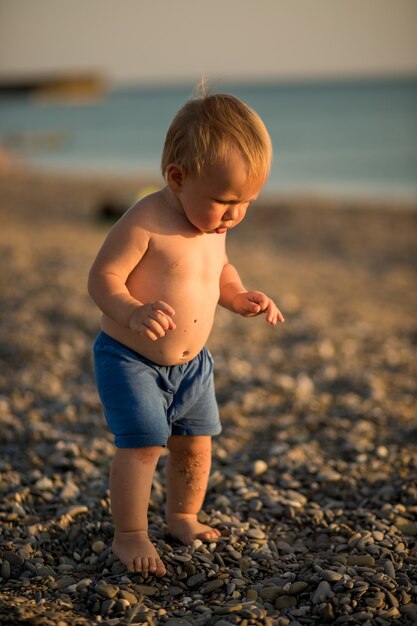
[252, 460, 268, 475]
[288, 581, 309, 595]
[213, 603, 243, 614]
[203, 579, 224, 593]
[394, 516, 417, 536]
[100, 598, 116, 615]
[347, 555, 375, 567]
[383, 560, 396, 579]
[133, 584, 159, 596]
[259, 586, 283, 601]
[119, 589, 138, 604]
[95, 582, 119, 599]
[312, 581, 334, 604]
[92, 540, 106, 554]
[187, 572, 207, 588]
[34, 476, 54, 490]
[275, 596, 297, 609]
[247, 528, 266, 540]
[55, 576, 78, 590]
[277, 540, 293, 554]
[320, 569, 343, 582]
[1, 560, 11, 579]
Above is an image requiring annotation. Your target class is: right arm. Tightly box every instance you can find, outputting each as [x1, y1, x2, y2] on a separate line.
[87, 208, 175, 340]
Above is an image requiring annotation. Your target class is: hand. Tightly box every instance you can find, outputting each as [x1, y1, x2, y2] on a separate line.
[232, 291, 285, 326]
[129, 301, 176, 341]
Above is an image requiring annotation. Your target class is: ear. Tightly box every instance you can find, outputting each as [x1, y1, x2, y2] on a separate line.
[166, 164, 186, 193]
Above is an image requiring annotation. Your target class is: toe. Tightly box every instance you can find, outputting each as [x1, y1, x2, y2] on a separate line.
[196, 531, 213, 541]
[148, 557, 157, 573]
[156, 559, 166, 577]
[196, 528, 220, 541]
[141, 557, 150, 577]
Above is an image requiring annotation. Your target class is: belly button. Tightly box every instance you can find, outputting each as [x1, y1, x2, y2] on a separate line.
[181, 350, 190, 358]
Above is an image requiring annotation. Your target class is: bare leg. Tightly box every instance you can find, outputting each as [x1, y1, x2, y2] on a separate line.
[110, 447, 166, 576]
[165, 435, 221, 544]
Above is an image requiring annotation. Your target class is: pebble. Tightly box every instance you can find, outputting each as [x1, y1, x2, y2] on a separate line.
[275, 596, 297, 609]
[187, 572, 207, 588]
[95, 582, 119, 599]
[118, 590, 138, 604]
[312, 581, 334, 603]
[247, 528, 265, 540]
[202, 579, 224, 593]
[320, 569, 343, 582]
[383, 559, 396, 579]
[259, 586, 283, 601]
[347, 555, 375, 567]
[395, 516, 417, 536]
[55, 576, 78, 590]
[34, 476, 54, 490]
[252, 460, 268, 475]
[1, 560, 11, 579]
[133, 585, 159, 596]
[92, 540, 106, 554]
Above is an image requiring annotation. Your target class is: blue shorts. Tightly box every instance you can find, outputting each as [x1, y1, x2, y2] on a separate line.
[93, 331, 221, 448]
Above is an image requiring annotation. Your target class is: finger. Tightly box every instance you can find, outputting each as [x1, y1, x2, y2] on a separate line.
[140, 322, 162, 341]
[152, 311, 172, 331]
[152, 304, 176, 330]
[269, 302, 285, 323]
[152, 301, 175, 317]
[144, 319, 166, 338]
[248, 291, 269, 308]
[246, 301, 261, 314]
[266, 303, 285, 325]
[242, 304, 261, 317]
[265, 302, 277, 324]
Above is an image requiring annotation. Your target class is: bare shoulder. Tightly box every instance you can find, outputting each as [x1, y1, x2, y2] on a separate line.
[121, 189, 170, 231]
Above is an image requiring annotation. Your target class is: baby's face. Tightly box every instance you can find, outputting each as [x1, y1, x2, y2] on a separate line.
[175, 152, 263, 235]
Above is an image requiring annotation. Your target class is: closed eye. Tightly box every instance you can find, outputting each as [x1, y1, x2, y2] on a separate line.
[213, 198, 250, 206]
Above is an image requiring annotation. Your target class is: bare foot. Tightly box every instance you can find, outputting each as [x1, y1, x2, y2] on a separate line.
[112, 530, 166, 576]
[167, 513, 221, 545]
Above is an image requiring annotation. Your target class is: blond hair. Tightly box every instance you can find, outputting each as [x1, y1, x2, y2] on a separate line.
[161, 86, 272, 184]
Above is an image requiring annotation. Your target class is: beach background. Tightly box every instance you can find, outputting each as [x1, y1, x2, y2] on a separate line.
[1, 1, 417, 624]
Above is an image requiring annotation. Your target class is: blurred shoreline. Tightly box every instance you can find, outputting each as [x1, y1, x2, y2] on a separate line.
[1, 165, 417, 218]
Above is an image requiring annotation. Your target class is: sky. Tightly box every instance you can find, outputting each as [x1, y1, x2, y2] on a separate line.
[1, 0, 417, 85]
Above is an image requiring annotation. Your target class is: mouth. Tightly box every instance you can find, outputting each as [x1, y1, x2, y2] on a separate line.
[214, 227, 228, 234]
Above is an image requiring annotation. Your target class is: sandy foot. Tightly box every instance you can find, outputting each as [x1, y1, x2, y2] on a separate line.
[167, 513, 222, 544]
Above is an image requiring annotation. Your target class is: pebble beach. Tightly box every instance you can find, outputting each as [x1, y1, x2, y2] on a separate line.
[0, 170, 416, 626]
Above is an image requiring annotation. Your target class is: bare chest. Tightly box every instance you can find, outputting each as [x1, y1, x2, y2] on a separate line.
[132, 233, 226, 285]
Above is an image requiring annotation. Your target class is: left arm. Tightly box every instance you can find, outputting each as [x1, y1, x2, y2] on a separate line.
[219, 254, 285, 326]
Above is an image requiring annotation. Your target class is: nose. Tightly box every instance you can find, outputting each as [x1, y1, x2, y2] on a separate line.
[223, 205, 240, 222]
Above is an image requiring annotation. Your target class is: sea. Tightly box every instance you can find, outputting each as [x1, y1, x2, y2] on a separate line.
[1, 77, 416, 201]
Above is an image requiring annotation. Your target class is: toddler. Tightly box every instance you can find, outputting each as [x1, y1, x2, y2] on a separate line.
[88, 88, 284, 577]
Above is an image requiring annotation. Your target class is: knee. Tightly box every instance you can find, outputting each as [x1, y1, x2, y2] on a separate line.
[114, 446, 162, 465]
[167, 435, 211, 458]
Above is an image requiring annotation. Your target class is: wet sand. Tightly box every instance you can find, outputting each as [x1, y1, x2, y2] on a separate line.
[0, 170, 416, 625]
